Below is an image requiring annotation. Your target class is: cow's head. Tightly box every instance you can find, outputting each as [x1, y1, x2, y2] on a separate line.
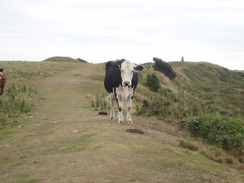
[113, 60, 143, 86]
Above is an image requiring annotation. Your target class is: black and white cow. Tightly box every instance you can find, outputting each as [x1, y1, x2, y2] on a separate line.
[104, 59, 143, 123]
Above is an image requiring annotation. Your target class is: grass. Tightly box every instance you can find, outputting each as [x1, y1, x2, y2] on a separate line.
[0, 171, 39, 183]
[133, 144, 232, 182]
[0, 60, 244, 183]
[40, 133, 95, 155]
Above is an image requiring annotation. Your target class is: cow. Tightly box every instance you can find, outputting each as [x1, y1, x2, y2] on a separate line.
[0, 69, 6, 95]
[104, 59, 143, 123]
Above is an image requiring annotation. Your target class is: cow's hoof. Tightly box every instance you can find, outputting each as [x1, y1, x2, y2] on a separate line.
[118, 120, 123, 123]
[127, 120, 133, 123]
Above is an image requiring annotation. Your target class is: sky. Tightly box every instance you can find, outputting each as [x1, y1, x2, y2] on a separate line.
[0, 0, 244, 70]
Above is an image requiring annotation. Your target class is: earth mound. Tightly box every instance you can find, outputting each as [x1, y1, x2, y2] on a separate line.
[43, 56, 87, 63]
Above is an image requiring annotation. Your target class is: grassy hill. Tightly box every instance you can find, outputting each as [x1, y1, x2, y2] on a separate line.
[43, 56, 88, 63]
[0, 60, 243, 183]
[136, 61, 244, 119]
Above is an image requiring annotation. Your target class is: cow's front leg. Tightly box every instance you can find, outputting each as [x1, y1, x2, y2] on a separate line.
[109, 93, 115, 120]
[116, 87, 124, 123]
[126, 96, 133, 123]
[117, 98, 124, 123]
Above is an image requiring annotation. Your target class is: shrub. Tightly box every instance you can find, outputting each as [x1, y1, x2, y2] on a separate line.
[153, 57, 176, 79]
[179, 115, 244, 154]
[144, 74, 160, 92]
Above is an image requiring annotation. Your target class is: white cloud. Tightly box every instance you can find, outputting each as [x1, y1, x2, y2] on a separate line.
[0, 0, 244, 70]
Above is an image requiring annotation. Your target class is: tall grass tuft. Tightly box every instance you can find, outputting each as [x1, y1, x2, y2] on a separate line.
[0, 84, 35, 127]
[91, 93, 109, 111]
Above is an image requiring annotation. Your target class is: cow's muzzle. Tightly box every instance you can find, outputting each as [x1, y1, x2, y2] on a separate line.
[123, 81, 131, 86]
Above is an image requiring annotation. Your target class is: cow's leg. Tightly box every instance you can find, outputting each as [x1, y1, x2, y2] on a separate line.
[126, 90, 134, 123]
[117, 95, 124, 123]
[115, 87, 124, 123]
[109, 93, 115, 120]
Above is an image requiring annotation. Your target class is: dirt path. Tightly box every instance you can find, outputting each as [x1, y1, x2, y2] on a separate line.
[0, 63, 243, 183]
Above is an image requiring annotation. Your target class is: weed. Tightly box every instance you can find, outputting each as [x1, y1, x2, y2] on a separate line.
[91, 93, 109, 111]
[0, 84, 35, 128]
[179, 139, 199, 151]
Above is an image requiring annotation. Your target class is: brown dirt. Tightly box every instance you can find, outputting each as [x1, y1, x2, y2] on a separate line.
[0, 62, 243, 183]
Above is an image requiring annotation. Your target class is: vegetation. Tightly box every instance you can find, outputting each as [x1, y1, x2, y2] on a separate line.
[144, 74, 160, 92]
[179, 116, 244, 155]
[136, 60, 244, 155]
[0, 60, 243, 182]
[91, 93, 109, 111]
[153, 57, 176, 79]
[0, 84, 35, 128]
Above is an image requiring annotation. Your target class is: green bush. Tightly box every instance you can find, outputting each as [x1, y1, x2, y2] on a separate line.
[153, 57, 176, 79]
[136, 96, 171, 117]
[144, 74, 160, 92]
[179, 115, 244, 154]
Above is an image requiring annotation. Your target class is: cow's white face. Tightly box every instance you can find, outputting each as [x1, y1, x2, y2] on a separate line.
[120, 61, 134, 86]
[118, 60, 143, 86]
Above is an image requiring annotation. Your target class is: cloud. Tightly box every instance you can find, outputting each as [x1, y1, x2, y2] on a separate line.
[0, 0, 244, 70]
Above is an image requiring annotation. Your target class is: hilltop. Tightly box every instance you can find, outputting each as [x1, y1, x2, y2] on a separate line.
[42, 56, 88, 63]
[0, 60, 243, 183]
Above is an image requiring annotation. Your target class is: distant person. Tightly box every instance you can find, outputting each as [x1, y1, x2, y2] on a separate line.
[0, 69, 6, 95]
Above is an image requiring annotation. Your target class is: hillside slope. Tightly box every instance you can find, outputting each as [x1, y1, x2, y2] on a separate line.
[0, 61, 243, 183]
[135, 61, 244, 119]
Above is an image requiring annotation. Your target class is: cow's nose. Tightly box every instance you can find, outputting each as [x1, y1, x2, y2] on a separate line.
[124, 81, 130, 86]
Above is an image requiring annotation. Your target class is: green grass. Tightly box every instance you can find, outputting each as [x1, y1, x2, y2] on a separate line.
[41, 134, 95, 154]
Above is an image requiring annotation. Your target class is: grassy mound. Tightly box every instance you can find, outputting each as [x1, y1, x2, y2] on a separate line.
[43, 56, 87, 63]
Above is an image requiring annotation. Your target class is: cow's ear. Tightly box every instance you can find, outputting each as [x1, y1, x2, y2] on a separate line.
[112, 64, 121, 70]
[134, 65, 143, 71]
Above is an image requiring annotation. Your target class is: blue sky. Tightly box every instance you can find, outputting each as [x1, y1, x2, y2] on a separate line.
[1, 0, 244, 70]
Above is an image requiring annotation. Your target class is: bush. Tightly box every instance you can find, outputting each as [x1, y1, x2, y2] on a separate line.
[144, 74, 160, 92]
[153, 57, 176, 79]
[179, 115, 244, 154]
[136, 96, 172, 117]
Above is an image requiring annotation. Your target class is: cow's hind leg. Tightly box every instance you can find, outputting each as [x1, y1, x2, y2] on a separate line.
[109, 93, 115, 120]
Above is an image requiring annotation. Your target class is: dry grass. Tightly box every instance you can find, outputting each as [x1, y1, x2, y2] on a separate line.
[0, 61, 243, 183]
